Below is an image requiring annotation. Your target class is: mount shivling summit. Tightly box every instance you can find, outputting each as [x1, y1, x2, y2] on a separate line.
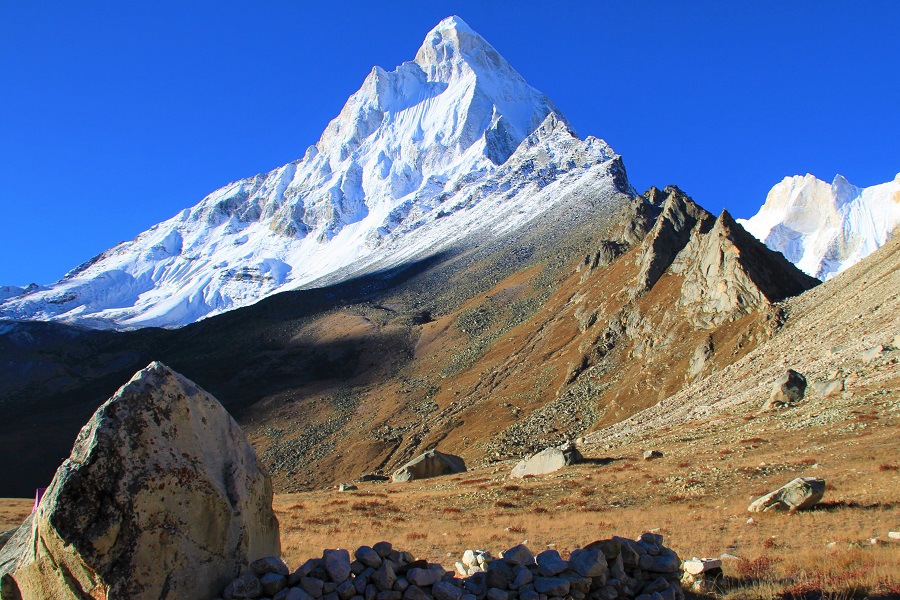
[0, 15, 898, 600]
[1, 15, 896, 330]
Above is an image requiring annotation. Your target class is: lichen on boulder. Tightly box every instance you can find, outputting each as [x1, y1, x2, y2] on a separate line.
[0, 361, 280, 599]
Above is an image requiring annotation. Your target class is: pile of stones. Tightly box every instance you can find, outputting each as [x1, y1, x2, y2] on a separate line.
[454, 549, 494, 576]
[220, 533, 684, 600]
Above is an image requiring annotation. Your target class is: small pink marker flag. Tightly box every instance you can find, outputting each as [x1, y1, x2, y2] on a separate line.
[32, 488, 47, 513]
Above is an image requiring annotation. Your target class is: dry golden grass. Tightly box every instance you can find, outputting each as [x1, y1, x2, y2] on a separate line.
[2, 388, 897, 599]
[0, 498, 31, 532]
[270, 399, 899, 599]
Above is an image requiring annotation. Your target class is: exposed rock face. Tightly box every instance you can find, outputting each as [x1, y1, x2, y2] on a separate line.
[631, 186, 713, 296]
[509, 444, 583, 478]
[748, 477, 826, 512]
[391, 450, 466, 482]
[763, 369, 808, 410]
[672, 210, 820, 328]
[0, 362, 280, 600]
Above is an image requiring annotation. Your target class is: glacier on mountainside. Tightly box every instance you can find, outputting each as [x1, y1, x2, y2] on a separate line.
[738, 173, 900, 280]
[0, 16, 633, 329]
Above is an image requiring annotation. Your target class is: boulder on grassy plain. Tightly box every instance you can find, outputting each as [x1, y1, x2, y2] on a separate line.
[747, 476, 826, 512]
[510, 443, 583, 478]
[391, 450, 466, 482]
[0, 362, 280, 600]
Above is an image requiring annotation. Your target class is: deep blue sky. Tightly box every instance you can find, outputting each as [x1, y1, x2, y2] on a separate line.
[1, 2, 898, 286]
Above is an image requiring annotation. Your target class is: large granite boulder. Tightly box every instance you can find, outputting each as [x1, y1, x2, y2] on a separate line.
[0, 362, 280, 599]
[391, 450, 466, 482]
[748, 477, 826, 512]
[510, 443, 583, 479]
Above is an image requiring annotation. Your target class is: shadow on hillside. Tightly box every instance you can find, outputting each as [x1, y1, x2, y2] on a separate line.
[811, 500, 895, 512]
[0, 252, 455, 498]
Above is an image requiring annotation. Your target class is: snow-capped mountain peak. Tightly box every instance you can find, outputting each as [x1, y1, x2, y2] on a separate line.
[0, 16, 630, 330]
[739, 172, 900, 280]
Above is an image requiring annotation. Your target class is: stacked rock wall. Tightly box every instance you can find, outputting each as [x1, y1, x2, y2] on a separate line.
[220, 534, 683, 600]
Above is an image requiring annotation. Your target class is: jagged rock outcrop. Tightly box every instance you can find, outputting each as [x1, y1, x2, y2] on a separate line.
[391, 450, 466, 482]
[0, 362, 280, 600]
[630, 186, 714, 296]
[672, 210, 821, 328]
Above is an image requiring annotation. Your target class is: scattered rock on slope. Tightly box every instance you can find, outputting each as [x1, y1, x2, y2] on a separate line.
[763, 369, 807, 410]
[391, 449, 467, 482]
[748, 477, 826, 512]
[0, 361, 280, 600]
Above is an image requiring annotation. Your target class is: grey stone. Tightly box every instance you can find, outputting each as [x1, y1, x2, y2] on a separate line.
[354, 575, 369, 594]
[337, 580, 357, 600]
[339, 483, 359, 491]
[407, 567, 443, 587]
[520, 591, 539, 600]
[811, 380, 844, 397]
[536, 550, 568, 576]
[682, 558, 721, 575]
[373, 562, 397, 591]
[288, 588, 316, 600]
[486, 567, 509, 590]
[434, 581, 464, 600]
[533, 577, 570, 596]
[764, 369, 807, 409]
[254, 557, 291, 577]
[377, 592, 402, 600]
[568, 548, 607, 577]
[487, 588, 509, 600]
[402, 585, 429, 600]
[642, 450, 663, 461]
[391, 450, 467, 482]
[748, 477, 826, 512]
[225, 572, 264, 599]
[373, 542, 393, 558]
[261, 573, 288, 596]
[502, 544, 536, 566]
[366, 584, 378, 600]
[647, 555, 679, 573]
[325, 549, 353, 583]
[510, 446, 582, 478]
[0, 362, 280, 600]
[356, 546, 383, 569]
[642, 577, 670, 594]
[511, 566, 533, 589]
[613, 537, 640, 568]
[301, 576, 326, 597]
[394, 578, 410, 593]
[858, 346, 885, 363]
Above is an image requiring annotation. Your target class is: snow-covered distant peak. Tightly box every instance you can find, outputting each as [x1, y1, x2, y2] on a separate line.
[738, 172, 900, 280]
[0, 16, 630, 330]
